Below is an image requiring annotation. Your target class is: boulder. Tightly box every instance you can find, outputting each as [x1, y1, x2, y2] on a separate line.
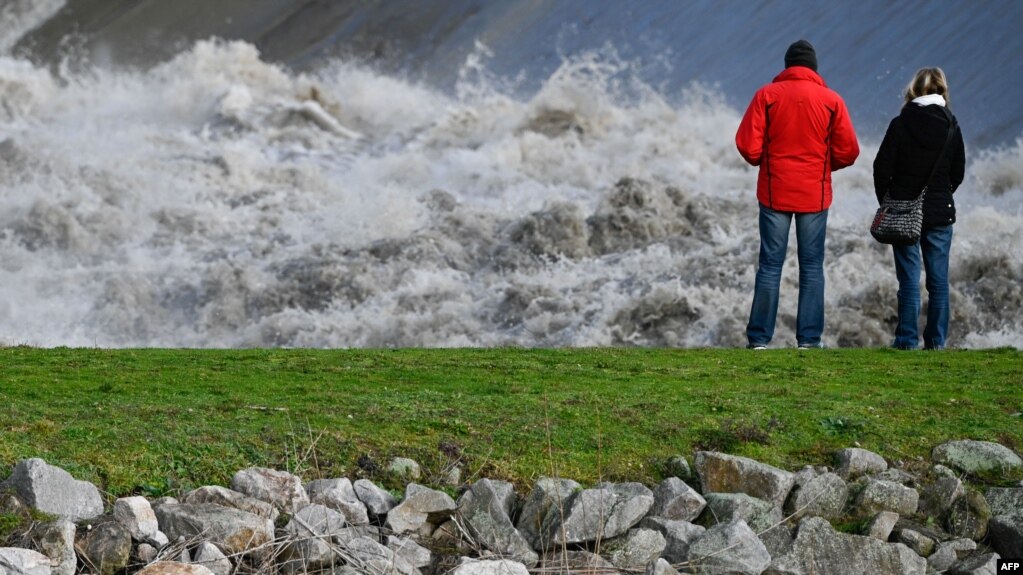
[926, 539, 976, 573]
[896, 528, 936, 557]
[764, 517, 925, 575]
[386, 536, 433, 569]
[286, 502, 349, 538]
[687, 519, 771, 575]
[305, 478, 370, 525]
[515, 477, 580, 551]
[932, 440, 1023, 480]
[834, 448, 887, 480]
[0, 547, 52, 575]
[646, 557, 679, 575]
[0, 458, 103, 522]
[451, 559, 529, 575]
[31, 519, 76, 575]
[230, 467, 309, 513]
[948, 553, 1001, 575]
[851, 479, 918, 516]
[917, 474, 965, 518]
[339, 536, 419, 575]
[946, 490, 990, 540]
[155, 503, 275, 555]
[386, 483, 457, 535]
[866, 511, 899, 541]
[538, 550, 617, 575]
[602, 528, 666, 569]
[539, 482, 653, 547]
[387, 457, 422, 481]
[80, 521, 132, 575]
[136, 562, 216, 575]
[182, 485, 280, 522]
[192, 542, 232, 575]
[639, 517, 705, 563]
[985, 487, 1023, 516]
[113, 496, 160, 541]
[353, 478, 398, 519]
[652, 477, 706, 522]
[280, 503, 350, 573]
[785, 471, 847, 520]
[700, 492, 782, 533]
[988, 513, 1023, 557]
[695, 451, 795, 508]
[457, 478, 537, 566]
[664, 456, 694, 482]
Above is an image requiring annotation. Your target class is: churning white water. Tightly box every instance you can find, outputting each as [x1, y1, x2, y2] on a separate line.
[1, 34, 1021, 348]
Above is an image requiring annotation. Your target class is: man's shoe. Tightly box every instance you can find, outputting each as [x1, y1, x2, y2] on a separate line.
[798, 342, 825, 350]
[747, 344, 768, 350]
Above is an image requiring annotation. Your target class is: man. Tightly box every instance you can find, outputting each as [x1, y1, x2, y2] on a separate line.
[736, 39, 859, 349]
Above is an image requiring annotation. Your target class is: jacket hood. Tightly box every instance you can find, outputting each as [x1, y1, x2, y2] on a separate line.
[772, 66, 825, 87]
[900, 103, 952, 150]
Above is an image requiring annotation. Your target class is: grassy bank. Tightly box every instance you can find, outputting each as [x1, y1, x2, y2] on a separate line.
[1, 347, 1021, 498]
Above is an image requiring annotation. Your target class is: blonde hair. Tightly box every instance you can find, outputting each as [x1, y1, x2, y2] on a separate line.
[904, 67, 950, 106]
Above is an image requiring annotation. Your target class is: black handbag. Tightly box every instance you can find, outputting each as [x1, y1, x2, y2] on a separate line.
[870, 107, 955, 245]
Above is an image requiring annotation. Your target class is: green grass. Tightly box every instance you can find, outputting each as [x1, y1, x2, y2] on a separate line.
[1, 347, 1021, 499]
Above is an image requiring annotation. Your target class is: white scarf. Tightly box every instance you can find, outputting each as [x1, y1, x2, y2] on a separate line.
[912, 94, 946, 107]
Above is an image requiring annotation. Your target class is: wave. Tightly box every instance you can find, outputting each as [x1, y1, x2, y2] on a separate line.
[0, 37, 1020, 348]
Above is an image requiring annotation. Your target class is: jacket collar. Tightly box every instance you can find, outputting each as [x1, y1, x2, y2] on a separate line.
[912, 94, 946, 107]
[772, 66, 826, 87]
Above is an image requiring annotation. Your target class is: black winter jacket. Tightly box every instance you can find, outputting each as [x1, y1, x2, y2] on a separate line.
[873, 103, 966, 229]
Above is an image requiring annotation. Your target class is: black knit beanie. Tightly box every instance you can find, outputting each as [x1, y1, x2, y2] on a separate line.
[784, 39, 817, 72]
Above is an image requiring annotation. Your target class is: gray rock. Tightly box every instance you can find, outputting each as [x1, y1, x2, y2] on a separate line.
[451, 559, 529, 575]
[764, 517, 925, 575]
[603, 528, 666, 569]
[113, 496, 160, 541]
[0, 548, 52, 575]
[182, 485, 280, 522]
[286, 503, 348, 538]
[946, 490, 990, 540]
[927, 544, 958, 573]
[834, 448, 887, 480]
[985, 487, 1023, 516]
[31, 519, 76, 575]
[279, 535, 335, 574]
[387, 457, 423, 481]
[306, 478, 370, 525]
[457, 478, 537, 566]
[785, 472, 847, 520]
[340, 536, 419, 575]
[932, 440, 1023, 480]
[81, 521, 132, 575]
[230, 467, 309, 513]
[136, 562, 216, 575]
[687, 519, 771, 575]
[155, 503, 275, 556]
[515, 477, 580, 551]
[665, 456, 694, 482]
[387, 536, 433, 569]
[386, 483, 457, 535]
[896, 528, 936, 557]
[874, 467, 917, 486]
[652, 477, 706, 522]
[353, 478, 398, 518]
[192, 543, 231, 575]
[701, 492, 782, 534]
[0, 458, 103, 522]
[759, 523, 795, 559]
[866, 511, 899, 540]
[147, 530, 170, 548]
[918, 474, 965, 518]
[645, 557, 679, 575]
[136, 543, 158, 565]
[988, 513, 1023, 557]
[944, 538, 978, 558]
[639, 517, 705, 563]
[540, 483, 653, 547]
[695, 451, 795, 508]
[852, 479, 919, 516]
[948, 553, 1001, 575]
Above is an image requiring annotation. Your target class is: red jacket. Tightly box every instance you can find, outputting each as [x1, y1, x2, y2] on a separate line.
[735, 66, 860, 213]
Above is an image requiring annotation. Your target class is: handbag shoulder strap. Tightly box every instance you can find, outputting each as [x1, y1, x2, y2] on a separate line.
[921, 106, 957, 194]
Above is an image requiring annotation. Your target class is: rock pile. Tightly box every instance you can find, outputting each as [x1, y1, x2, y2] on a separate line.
[0, 438, 1021, 575]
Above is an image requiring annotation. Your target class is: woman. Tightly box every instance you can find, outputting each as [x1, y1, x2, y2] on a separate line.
[873, 67, 966, 349]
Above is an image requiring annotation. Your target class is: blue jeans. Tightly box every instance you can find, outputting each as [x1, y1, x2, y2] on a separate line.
[892, 225, 953, 350]
[747, 204, 828, 347]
